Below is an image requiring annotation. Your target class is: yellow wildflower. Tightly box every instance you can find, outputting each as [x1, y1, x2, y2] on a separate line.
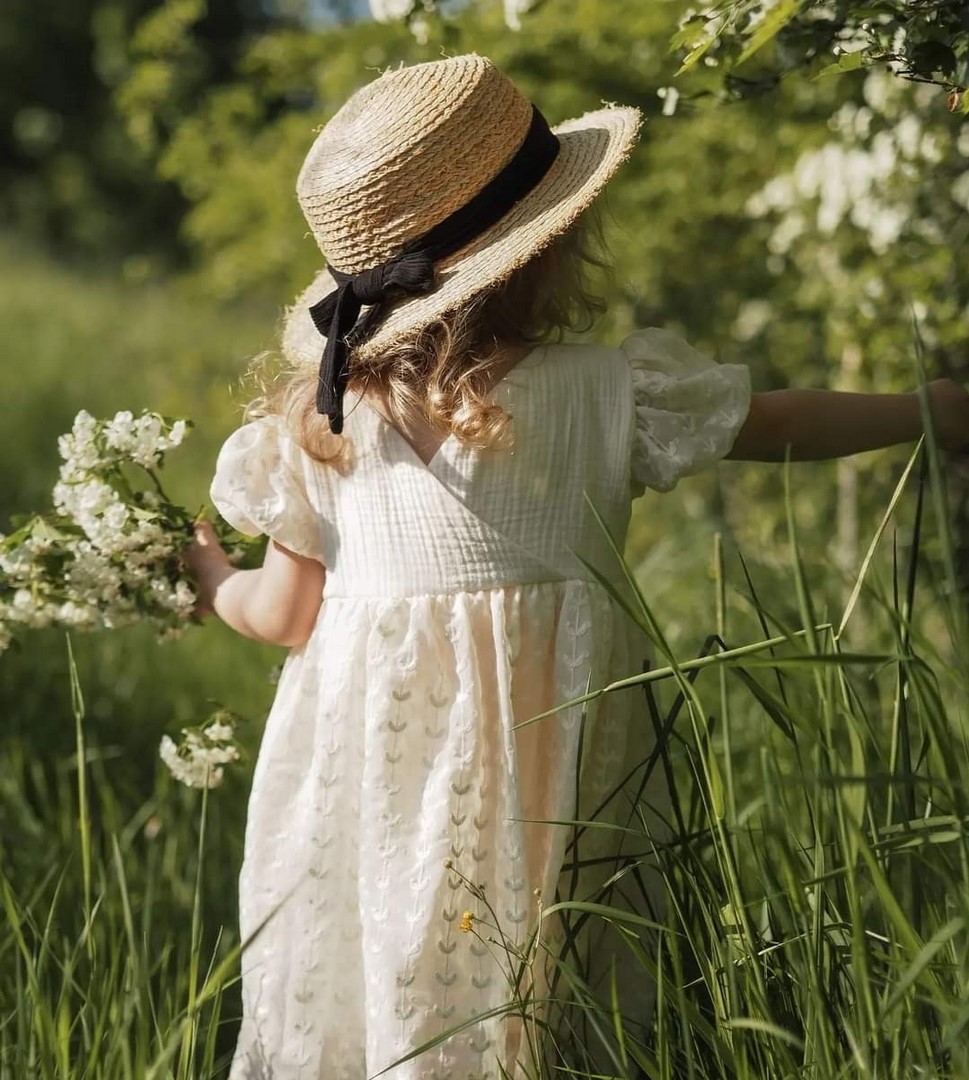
[459, 910, 474, 933]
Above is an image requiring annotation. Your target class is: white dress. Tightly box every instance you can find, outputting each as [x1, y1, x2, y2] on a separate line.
[210, 328, 750, 1080]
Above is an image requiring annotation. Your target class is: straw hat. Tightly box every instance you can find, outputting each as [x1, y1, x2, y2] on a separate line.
[280, 53, 642, 430]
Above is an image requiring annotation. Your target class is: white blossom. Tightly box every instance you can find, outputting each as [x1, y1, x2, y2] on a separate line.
[147, 577, 196, 617]
[24, 534, 54, 556]
[732, 299, 773, 342]
[746, 70, 965, 257]
[55, 600, 99, 629]
[66, 542, 124, 602]
[9, 588, 55, 629]
[0, 546, 38, 584]
[409, 13, 430, 44]
[92, 409, 187, 470]
[159, 719, 241, 789]
[503, 0, 536, 32]
[57, 410, 100, 481]
[368, 0, 412, 19]
[103, 410, 136, 452]
[657, 86, 680, 117]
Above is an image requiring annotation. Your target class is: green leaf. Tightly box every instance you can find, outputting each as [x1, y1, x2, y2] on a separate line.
[837, 440, 922, 638]
[669, 17, 712, 52]
[813, 49, 867, 80]
[676, 32, 717, 76]
[540, 899, 669, 934]
[736, 0, 803, 67]
[878, 917, 965, 1021]
[724, 1017, 805, 1051]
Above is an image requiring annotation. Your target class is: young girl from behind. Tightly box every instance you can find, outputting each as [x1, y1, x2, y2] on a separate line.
[187, 53, 969, 1080]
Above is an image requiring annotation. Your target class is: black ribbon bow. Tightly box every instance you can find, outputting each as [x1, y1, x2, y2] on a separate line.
[307, 104, 561, 435]
[309, 252, 436, 434]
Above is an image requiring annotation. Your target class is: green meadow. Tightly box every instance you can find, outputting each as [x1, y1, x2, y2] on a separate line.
[4, 231, 969, 1078]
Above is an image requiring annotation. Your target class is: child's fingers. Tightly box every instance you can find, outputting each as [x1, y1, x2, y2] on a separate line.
[193, 599, 214, 620]
[192, 519, 219, 546]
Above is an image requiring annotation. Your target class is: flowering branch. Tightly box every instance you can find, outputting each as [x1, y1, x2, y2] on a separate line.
[0, 409, 263, 655]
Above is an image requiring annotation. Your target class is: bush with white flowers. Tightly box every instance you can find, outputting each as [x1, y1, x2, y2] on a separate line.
[0, 409, 258, 654]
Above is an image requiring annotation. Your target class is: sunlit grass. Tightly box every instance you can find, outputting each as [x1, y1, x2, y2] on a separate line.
[5, 434, 969, 1079]
[3, 239, 967, 1078]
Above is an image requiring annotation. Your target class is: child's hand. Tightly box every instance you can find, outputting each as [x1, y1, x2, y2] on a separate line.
[183, 520, 232, 619]
[928, 379, 969, 452]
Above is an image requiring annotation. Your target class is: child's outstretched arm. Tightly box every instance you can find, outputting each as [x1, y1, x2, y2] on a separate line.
[728, 379, 969, 462]
[184, 521, 325, 647]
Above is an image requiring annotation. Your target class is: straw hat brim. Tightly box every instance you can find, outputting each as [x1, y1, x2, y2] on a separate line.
[280, 105, 642, 366]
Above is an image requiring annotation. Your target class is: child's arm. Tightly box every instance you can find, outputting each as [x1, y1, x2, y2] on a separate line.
[184, 520, 325, 647]
[727, 378, 969, 462]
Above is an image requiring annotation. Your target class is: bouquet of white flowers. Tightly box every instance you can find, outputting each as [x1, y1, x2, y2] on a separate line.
[0, 409, 261, 654]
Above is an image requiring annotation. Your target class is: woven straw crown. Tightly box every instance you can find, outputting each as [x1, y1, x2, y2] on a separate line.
[282, 54, 643, 366]
[296, 55, 533, 273]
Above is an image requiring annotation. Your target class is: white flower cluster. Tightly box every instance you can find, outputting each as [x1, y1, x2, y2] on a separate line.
[105, 411, 187, 469]
[159, 716, 242, 789]
[746, 71, 954, 257]
[0, 409, 199, 654]
[58, 409, 186, 480]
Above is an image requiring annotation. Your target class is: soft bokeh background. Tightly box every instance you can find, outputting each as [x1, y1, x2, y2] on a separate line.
[2, 1, 968, 1073]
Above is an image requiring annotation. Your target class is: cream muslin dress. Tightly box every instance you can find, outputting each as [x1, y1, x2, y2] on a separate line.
[211, 328, 751, 1080]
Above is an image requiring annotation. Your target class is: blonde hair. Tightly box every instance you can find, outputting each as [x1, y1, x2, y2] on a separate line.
[245, 209, 608, 464]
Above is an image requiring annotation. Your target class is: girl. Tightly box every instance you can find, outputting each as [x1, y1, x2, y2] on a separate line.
[187, 54, 969, 1080]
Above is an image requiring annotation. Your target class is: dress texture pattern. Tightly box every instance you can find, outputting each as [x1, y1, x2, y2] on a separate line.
[211, 329, 751, 1080]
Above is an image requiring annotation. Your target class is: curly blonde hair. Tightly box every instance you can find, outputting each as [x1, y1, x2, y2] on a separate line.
[245, 208, 608, 465]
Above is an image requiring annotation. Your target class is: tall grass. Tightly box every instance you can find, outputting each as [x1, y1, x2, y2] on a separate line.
[378, 436, 969, 1079]
[0, 642, 245, 1078]
[504, 437, 969, 1080]
[6, 432, 969, 1079]
[4, 238, 968, 1077]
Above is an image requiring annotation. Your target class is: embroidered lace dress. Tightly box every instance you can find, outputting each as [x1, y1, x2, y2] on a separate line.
[211, 328, 751, 1080]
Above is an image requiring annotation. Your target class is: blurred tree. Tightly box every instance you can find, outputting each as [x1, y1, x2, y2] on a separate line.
[0, 0, 288, 261]
[737, 67, 969, 581]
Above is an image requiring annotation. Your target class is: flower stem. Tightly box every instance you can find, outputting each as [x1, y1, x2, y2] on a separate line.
[67, 634, 94, 962]
[177, 778, 209, 1080]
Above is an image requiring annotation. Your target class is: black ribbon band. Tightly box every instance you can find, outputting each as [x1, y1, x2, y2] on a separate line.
[309, 104, 561, 433]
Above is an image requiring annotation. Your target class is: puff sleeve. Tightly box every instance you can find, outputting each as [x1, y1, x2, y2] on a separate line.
[209, 415, 326, 563]
[624, 328, 751, 494]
